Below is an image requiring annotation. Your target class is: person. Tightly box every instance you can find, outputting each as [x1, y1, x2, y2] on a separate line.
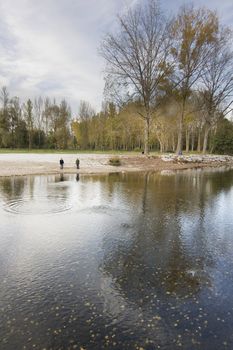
[76, 158, 80, 169]
[60, 158, 64, 169]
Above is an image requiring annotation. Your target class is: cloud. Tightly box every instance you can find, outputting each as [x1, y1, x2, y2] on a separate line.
[0, 0, 120, 113]
[164, 0, 233, 26]
[0, 0, 232, 114]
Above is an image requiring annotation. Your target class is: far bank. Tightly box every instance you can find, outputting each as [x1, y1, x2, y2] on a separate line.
[0, 153, 233, 177]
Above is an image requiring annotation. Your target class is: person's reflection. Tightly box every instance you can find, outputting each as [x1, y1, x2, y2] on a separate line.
[60, 173, 64, 182]
[76, 173, 80, 182]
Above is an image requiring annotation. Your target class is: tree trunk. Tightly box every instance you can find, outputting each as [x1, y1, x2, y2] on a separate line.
[38, 131, 41, 148]
[172, 134, 176, 152]
[176, 101, 185, 155]
[202, 125, 211, 154]
[197, 129, 201, 152]
[144, 116, 150, 155]
[158, 138, 164, 153]
[185, 129, 190, 153]
[176, 121, 183, 154]
[209, 127, 217, 153]
[191, 128, 195, 151]
[28, 130, 32, 150]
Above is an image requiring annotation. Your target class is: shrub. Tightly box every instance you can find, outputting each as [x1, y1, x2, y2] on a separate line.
[109, 157, 121, 166]
[212, 119, 233, 155]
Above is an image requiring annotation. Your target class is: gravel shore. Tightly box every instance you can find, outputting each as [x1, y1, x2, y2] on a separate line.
[0, 153, 233, 177]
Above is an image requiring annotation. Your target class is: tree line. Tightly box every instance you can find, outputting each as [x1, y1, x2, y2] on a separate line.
[0, 87, 72, 149]
[71, 98, 233, 154]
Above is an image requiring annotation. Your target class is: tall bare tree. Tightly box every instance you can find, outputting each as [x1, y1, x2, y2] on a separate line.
[200, 29, 233, 153]
[8, 97, 21, 148]
[0, 86, 9, 111]
[100, 0, 172, 154]
[0, 87, 10, 139]
[34, 96, 44, 147]
[23, 99, 34, 149]
[171, 5, 219, 154]
[43, 97, 51, 136]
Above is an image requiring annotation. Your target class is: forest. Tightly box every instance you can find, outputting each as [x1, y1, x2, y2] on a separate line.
[0, 1, 233, 154]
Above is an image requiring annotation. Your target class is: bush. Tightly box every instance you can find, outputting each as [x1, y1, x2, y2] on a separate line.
[109, 157, 121, 166]
[212, 119, 233, 155]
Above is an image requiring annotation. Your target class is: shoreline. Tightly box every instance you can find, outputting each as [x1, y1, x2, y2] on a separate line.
[0, 153, 233, 177]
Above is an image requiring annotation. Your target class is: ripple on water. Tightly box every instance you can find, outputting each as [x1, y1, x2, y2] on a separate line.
[3, 195, 72, 215]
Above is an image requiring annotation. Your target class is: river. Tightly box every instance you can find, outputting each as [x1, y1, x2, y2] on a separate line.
[0, 168, 233, 349]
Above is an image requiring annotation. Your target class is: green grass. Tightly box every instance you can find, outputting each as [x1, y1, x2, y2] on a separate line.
[0, 148, 210, 155]
[0, 148, 142, 155]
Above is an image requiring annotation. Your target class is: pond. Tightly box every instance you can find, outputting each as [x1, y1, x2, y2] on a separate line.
[1, 168, 233, 349]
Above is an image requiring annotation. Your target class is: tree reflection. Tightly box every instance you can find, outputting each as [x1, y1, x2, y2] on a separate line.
[0, 176, 26, 199]
[98, 169, 233, 304]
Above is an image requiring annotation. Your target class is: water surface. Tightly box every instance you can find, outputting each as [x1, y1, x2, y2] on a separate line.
[1, 168, 233, 349]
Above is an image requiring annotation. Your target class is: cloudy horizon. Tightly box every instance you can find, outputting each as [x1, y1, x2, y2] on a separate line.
[0, 0, 232, 115]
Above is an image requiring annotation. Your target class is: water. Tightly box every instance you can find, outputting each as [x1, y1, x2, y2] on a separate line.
[1, 168, 233, 349]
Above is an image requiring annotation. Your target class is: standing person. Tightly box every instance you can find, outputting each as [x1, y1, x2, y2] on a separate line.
[60, 158, 64, 170]
[76, 158, 80, 169]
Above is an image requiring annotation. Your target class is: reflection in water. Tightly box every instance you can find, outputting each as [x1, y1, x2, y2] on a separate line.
[0, 168, 233, 349]
[0, 176, 27, 199]
[1, 175, 71, 215]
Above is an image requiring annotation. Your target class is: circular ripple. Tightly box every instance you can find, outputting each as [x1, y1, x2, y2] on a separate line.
[3, 195, 72, 215]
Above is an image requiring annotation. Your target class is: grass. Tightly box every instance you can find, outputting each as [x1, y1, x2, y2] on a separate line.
[0, 148, 209, 155]
[0, 148, 138, 155]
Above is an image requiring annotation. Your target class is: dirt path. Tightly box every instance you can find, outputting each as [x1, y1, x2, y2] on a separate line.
[0, 153, 232, 177]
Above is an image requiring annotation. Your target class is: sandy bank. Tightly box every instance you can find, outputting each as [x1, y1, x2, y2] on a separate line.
[0, 153, 233, 177]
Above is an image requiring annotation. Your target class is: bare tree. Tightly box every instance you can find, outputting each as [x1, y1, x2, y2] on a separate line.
[200, 29, 233, 153]
[8, 97, 21, 148]
[23, 99, 34, 149]
[79, 100, 95, 121]
[171, 5, 219, 154]
[34, 96, 44, 147]
[43, 97, 51, 136]
[100, 0, 172, 154]
[77, 100, 95, 149]
[103, 74, 132, 110]
[0, 86, 9, 111]
[0, 86, 10, 133]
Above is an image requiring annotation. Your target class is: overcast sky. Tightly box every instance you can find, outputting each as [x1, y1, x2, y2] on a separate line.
[0, 0, 232, 115]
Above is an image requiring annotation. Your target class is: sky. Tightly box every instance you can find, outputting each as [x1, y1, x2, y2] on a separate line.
[0, 0, 232, 115]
